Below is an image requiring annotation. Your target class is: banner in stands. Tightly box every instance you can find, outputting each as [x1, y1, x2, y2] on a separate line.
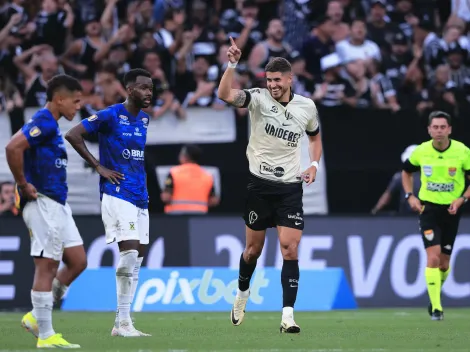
[1, 216, 469, 310]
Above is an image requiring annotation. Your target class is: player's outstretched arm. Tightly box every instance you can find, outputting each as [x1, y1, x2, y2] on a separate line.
[217, 37, 250, 108]
[65, 123, 124, 184]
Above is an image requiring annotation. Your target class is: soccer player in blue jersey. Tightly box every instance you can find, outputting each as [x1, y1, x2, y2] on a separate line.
[65, 68, 153, 337]
[5, 74, 84, 348]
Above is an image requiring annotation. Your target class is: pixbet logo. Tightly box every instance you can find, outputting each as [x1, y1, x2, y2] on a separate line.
[133, 269, 269, 311]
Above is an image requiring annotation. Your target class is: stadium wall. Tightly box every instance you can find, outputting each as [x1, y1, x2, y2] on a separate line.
[1, 216, 469, 310]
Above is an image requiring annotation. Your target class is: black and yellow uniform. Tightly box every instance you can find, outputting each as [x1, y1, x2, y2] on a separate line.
[403, 139, 470, 316]
[403, 139, 470, 254]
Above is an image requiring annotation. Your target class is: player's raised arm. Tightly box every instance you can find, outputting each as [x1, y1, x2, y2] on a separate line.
[217, 37, 251, 108]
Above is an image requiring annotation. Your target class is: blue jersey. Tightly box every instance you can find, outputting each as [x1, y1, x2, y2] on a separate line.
[21, 108, 68, 206]
[81, 103, 149, 209]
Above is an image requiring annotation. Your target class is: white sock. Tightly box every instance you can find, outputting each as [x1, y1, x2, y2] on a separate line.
[131, 257, 143, 305]
[116, 250, 138, 324]
[115, 256, 143, 328]
[52, 278, 68, 303]
[282, 306, 294, 318]
[31, 291, 55, 339]
[237, 288, 250, 298]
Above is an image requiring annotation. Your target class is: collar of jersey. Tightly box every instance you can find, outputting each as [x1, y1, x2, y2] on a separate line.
[431, 139, 452, 153]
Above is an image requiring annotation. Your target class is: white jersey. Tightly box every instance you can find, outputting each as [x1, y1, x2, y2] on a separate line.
[245, 88, 319, 183]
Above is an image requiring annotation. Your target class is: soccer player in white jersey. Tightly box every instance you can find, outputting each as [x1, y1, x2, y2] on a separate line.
[218, 38, 323, 333]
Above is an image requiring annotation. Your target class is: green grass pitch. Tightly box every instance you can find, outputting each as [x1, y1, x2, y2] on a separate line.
[1, 309, 469, 351]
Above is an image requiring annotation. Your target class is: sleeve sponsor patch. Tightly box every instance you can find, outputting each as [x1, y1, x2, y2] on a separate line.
[29, 126, 41, 137]
[87, 114, 98, 121]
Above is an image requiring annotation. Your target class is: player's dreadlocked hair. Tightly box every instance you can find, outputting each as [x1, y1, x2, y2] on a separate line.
[46, 74, 82, 102]
[428, 111, 452, 126]
[123, 68, 152, 87]
[265, 57, 292, 73]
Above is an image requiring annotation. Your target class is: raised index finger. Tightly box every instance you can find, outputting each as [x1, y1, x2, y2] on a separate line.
[229, 36, 236, 47]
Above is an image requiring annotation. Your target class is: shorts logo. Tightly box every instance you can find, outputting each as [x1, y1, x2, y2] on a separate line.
[87, 114, 98, 122]
[129, 222, 135, 230]
[29, 127, 41, 137]
[248, 211, 258, 225]
[424, 230, 434, 241]
[423, 165, 432, 177]
[448, 167, 456, 177]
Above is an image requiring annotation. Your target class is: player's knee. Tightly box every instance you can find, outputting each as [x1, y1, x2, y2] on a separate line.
[117, 249, 139, 273]
[426, 253, 440, 268]
[244, 245, 263, 263]
[280, 242, 299, 260]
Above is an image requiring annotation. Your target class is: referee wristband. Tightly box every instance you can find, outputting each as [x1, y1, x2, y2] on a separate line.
[310, 161, 319, 170]
[228, 61, 238, 69]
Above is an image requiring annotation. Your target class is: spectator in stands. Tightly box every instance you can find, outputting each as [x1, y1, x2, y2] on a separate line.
[336, 18, 381, 65]
[94, 62, 127, 106]
[14, 44, 59, 107]
[326, 0, 350, 42]
[0, 71, 23, 113]
[446, 44, 470, 89]
[345, 59, 373, 108]
[366, 0, 399, 56]
[0, 181, 18, 217]
[35, 0, 75, 55]
[248, 18, 292, 74]
[290, 51, 314, 98]
[223, 0, 263, 62]
[312, 53, 356, 107]
[419, 64, 458, 116]
[161, 144, 219, 214]
[301, 15, 335, 78]
[368, 59, 400, 112]
[60, 18, 105, 78]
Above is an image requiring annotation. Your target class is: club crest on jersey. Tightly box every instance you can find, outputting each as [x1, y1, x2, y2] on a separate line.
[87, 114, 98, 122]
[270, 106, 278, 113]
[29, 126, 41, 137]
[423, 165, 432, 177]
[448, 167, 457, 177]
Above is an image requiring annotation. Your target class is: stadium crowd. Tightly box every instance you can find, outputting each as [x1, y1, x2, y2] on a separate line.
[0, 0, 470, 217]
[0, 0, 469, 123]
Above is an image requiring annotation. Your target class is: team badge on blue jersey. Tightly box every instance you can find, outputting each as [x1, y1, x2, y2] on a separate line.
[423, 165, 432, 177]
[29, 127, 41, 137]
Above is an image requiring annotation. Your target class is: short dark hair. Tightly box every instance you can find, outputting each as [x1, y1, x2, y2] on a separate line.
[428, 110, 451, 126]
[182, 144, 202, 163]
[123, 68, 152, 87]
[265, 57, 292, 73]
[46, 74, 82, 102]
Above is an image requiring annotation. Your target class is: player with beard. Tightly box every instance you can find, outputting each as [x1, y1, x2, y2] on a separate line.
[65, 69, 153, 337]
[218, 38, 322, 333]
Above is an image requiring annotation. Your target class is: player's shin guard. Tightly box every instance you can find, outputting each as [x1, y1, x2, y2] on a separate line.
[238, 253, 257, 293]
[116, 250, 138, 323]
[281, 259, 299, 309]
[31, 291, 55, 340]
[425, 267, 442, 311]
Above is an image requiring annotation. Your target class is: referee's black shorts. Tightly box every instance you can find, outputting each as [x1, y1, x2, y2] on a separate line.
[419, 201, 461, 255]
[243, 174, 304, 231]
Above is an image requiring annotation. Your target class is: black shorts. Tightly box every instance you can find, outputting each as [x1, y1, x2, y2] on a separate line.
[419, 202, 461, 255]
[243, 174, 304, 231]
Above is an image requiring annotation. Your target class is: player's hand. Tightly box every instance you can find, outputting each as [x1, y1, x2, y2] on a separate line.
[96, 165, 125, 185]
[407, 195, 422, 213]
[448, 197, 465, 215]
[301, 166, 317, 186]
[227, 37, 242, 63]
[18, 183, 38, 201]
